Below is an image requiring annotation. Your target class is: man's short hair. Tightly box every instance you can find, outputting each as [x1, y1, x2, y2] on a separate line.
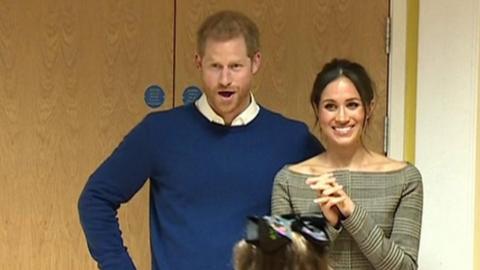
[197, 10, 260, 58]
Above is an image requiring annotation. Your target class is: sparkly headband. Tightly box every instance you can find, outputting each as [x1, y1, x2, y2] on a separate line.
[244, 213, 329, 253]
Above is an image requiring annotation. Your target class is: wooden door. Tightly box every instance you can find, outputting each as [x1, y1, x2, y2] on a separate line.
[0, 0, 173, 269]
[175, 0, 389, 153]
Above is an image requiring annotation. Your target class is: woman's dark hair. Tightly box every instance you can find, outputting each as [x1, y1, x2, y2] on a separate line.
[310, 58, 375, 126]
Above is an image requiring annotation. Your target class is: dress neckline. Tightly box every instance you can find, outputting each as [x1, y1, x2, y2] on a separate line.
[284, 162, 412, 177]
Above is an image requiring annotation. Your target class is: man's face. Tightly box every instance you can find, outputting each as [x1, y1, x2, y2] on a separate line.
[195, 36, 261, 125]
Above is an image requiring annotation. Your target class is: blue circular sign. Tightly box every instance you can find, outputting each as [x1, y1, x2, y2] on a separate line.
[144, 85, 165, 109]
[182, 86, 203, 105]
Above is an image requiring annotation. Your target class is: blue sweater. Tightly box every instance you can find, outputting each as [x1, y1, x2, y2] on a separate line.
[78, 104, 322, 270]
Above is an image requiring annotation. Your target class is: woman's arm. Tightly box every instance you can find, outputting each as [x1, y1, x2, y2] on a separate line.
[341, 167, 423, 270]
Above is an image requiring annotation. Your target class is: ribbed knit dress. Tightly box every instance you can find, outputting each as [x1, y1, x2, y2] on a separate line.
[272, 164, 423, 270]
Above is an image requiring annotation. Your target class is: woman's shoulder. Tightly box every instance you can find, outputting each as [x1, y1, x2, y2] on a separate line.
[366, 154, 422, 181]
[365, 154, 408, 172]
[274, 162, 312, 184]
[286, 154, 332, 175]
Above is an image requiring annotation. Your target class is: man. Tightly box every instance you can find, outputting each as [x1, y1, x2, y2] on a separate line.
[78, 10, 323, 270]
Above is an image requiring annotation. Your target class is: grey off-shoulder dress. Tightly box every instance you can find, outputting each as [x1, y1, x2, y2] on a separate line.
[271, 163, 423, 270]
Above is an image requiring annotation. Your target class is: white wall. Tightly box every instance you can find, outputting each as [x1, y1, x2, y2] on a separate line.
[415, 0, 480, 269]
[388, 0, 407, 160]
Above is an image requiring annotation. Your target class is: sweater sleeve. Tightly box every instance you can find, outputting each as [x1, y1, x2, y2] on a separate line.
[271, 167, 292, 216]
[341, 166, 423, 270]
[77, 116, 153, 270]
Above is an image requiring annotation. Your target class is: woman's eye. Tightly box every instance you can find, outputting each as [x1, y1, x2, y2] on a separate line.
[324, 104, 336, 111]
[347, 102, 360, 109]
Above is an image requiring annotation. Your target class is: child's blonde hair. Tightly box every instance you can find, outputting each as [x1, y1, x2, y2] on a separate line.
[233, 230, 329, 270]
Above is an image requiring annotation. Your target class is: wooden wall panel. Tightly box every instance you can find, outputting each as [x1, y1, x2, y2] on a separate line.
[0, 0, 173, 269]
[175, 0, 388, 153]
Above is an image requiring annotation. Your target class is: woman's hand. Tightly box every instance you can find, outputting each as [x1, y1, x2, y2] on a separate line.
[306, 173, 342, 226]
[306, 173, 356, 225]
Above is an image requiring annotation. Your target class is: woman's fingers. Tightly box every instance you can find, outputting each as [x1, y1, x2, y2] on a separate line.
[321, 184, 343, 196]
[305, 173, 335, 185]
[307, 175, 343, 197]
[314, 193, 346, 205]
[313, 197, 329, 204]
[306, 173, 337, 194]
[306, 172, 352, 218]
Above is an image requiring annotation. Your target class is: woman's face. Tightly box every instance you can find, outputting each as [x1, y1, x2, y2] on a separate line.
[318, 76, 367, 148]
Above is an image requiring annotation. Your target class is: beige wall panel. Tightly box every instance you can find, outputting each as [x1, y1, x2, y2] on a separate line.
[0, 0, 173, 269]
[175, 0, 388, 153]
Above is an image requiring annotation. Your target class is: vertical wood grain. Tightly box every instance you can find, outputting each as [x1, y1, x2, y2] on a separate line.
[0, 0, 173, 269]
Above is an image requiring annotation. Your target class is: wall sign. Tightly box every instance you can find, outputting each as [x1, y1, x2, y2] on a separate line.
[182, 86, 202, 105]
[144, 85, 165, 109]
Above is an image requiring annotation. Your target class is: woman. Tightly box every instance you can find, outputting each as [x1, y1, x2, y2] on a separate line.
[271, 58, 423, 270]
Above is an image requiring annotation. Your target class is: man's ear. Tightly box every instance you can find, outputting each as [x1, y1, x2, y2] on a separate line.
[194, 53, 202, 70]
[251, 51, 261, 74]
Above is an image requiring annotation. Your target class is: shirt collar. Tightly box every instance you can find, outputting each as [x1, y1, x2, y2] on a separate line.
[195, 92, 260, 126]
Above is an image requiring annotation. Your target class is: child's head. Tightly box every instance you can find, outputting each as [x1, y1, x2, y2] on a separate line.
[233, 214, 330, 270]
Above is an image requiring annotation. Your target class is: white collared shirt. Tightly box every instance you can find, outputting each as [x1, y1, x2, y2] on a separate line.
[194, 93, 260, 126]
